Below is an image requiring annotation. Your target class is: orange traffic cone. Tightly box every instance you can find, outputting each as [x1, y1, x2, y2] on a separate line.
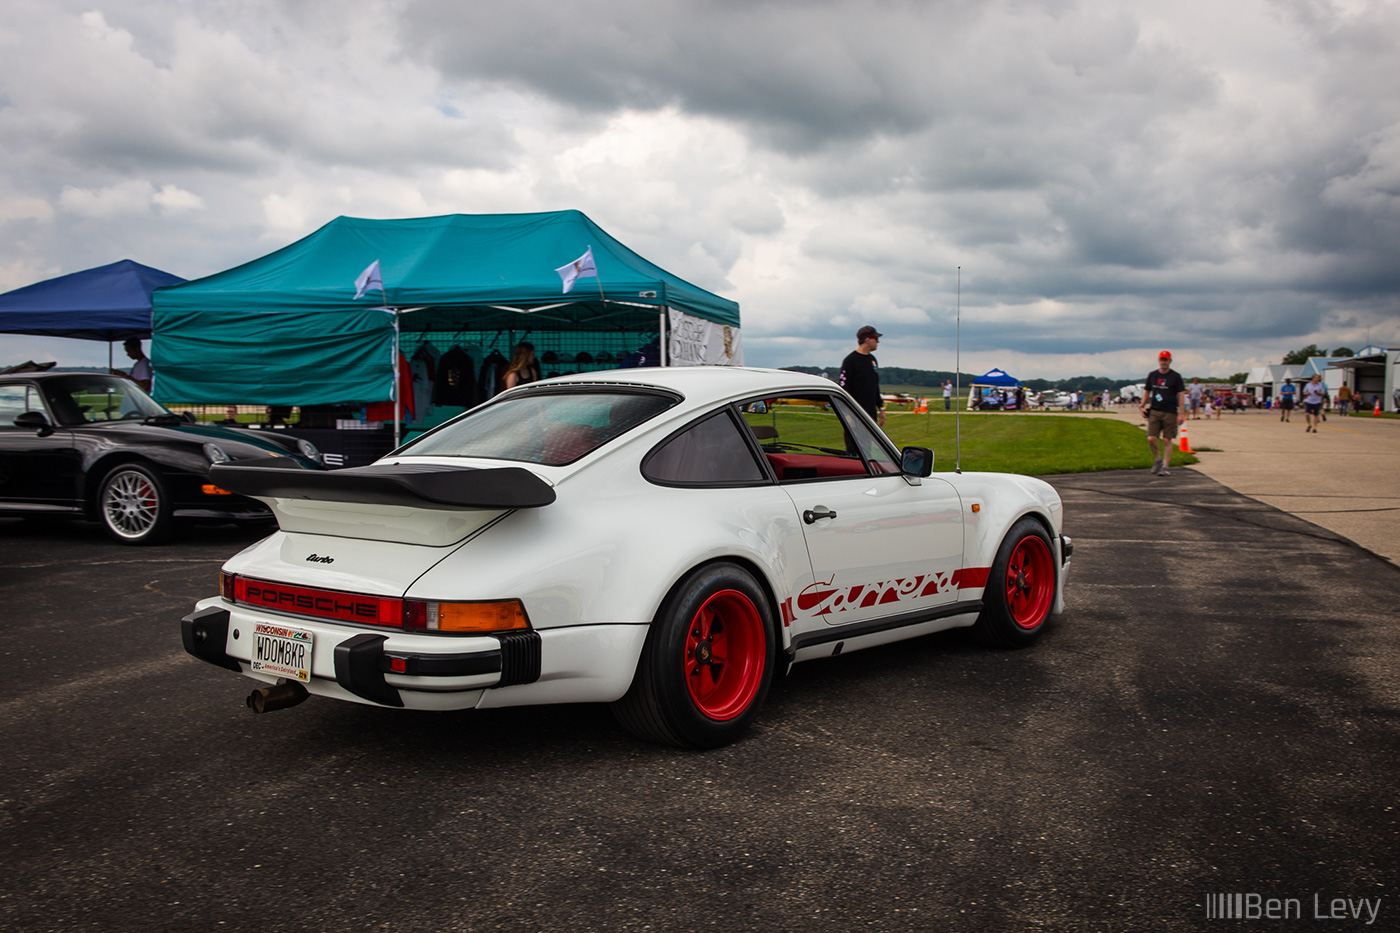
[1376, 399, 1382, 415]
[1179, 422, 1193, 453]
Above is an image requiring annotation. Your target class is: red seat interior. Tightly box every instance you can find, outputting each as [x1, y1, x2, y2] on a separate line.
[765, 452, 866, 480]
[543, 424, 600, 464]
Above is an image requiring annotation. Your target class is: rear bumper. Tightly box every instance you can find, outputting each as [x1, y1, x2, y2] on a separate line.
[181, 601, 649, 711]
[182, 605, 539, 708]
[1053, 534, 1073, 615]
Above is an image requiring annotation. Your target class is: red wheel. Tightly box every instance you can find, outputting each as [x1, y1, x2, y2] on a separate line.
[613, 563, 776, 748]
[971, 517, 1057, 647]
[683, 589, 765, 720]
[1004, 534, 1054, 630]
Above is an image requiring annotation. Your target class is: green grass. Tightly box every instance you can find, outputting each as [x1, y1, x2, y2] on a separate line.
[882, 411, 1197, 475]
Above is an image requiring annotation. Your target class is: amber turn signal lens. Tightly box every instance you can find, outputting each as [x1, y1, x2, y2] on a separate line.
[436, 600, 530, 633]
[202, 484, 233, 495]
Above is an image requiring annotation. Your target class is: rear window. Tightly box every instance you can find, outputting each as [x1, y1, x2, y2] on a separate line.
[398, 389, 678, 466]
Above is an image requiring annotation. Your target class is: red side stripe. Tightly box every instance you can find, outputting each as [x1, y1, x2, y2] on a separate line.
[953, 567, 990, 589]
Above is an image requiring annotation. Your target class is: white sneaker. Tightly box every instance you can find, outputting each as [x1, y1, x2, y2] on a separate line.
[1150, 459, 1162, 475]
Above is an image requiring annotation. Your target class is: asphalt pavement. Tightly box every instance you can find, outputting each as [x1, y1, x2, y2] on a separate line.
[1, 464, 1397, 931]
[1094, 403, 1400, 564]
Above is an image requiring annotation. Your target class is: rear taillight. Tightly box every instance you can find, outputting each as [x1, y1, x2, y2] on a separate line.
[402, 599, 530, 633]
[220, 572, 529, 633]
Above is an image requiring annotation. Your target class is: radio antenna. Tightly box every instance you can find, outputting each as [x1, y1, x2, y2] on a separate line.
[955, 266, 962, 474]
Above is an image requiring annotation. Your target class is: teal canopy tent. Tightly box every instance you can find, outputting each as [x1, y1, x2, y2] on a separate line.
[152, 211, 740, 405]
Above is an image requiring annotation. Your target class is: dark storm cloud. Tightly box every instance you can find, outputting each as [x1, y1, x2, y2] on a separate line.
[4, 0, 1399, 378]
[401, 0, 985, 152]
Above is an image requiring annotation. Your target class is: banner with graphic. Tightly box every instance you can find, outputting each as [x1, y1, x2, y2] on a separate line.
[667, 308, 743, 366]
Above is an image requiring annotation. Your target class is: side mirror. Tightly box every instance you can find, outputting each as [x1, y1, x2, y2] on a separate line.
[14, 411, 53, 436]
[901, 445, 934, 477]
[182, 412, 197, 423]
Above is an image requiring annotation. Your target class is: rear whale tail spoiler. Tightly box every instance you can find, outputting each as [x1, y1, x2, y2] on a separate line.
[210, 459, 556, 510]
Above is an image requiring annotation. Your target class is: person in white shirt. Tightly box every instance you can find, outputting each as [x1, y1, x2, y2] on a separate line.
[1301, 374, 1328, 433]
[113, 337, 152, 392]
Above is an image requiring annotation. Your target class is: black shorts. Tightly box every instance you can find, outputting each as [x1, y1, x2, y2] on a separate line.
[1305, 402, 1322, 415]
[1280, 398, 1294, 410]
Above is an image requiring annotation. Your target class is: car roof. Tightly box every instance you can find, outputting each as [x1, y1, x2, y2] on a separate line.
[0, 370, 118, 381]
[529, 366, 838, 401]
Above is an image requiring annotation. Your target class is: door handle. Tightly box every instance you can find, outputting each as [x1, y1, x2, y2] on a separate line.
[802, 507, 837, 524]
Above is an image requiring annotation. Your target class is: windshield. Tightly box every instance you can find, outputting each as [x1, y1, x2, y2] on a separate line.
[399, 389, 678, 466]
[42, 375, 171, 425]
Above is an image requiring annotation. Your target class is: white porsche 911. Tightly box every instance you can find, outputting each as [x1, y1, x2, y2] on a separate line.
[181, 367, 1070, 747]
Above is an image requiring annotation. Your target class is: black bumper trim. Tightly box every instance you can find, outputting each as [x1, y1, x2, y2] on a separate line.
[332, 630, 541, 705]
[1060, 534, 1074, 564]
[789, 599, 984, 653]
[382, 649, 502, 677]
[334, 634, 404, 708]
[497, 630, 542, 687]
[181, 607, 242, 672]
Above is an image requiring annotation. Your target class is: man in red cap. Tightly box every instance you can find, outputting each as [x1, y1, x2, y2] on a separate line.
[840, 325, 885, 425]
[1140, 350, 1187, 475]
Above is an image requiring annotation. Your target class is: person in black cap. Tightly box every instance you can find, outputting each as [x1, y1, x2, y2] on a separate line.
[839, 325, 885, 425]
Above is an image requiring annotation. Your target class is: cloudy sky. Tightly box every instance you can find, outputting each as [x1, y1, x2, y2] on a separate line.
[2, 0, 1397, 380]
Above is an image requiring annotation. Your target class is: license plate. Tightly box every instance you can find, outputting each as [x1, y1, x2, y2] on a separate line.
[250, 622, 314, 682]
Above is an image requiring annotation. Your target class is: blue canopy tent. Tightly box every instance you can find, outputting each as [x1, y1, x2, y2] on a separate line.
[969, 367, 1023, 410]
[0, 259, 186, 369]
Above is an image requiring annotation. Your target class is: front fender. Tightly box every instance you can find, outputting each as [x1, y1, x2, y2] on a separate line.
[942, 471, 1064, 584]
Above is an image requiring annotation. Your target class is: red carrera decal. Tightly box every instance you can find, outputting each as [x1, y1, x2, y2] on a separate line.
[792, 567, 991, 620]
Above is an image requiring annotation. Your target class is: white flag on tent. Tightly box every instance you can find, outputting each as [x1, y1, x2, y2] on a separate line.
[353, 260, 383, 299]
[555, 247, 597, 294]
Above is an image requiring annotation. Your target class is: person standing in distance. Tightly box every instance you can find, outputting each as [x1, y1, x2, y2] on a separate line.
[112, 337, 152, 392]
[840, 325, 885, 426]
[1277, 380, 1296, 422]
[943, 379, 953, 411]
[1302, 373, 1328, 433]
[1140, 350, 1187, 476]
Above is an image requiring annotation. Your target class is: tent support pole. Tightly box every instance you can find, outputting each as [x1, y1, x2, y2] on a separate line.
[659, 309, 667, 366]
[392, 309, 401, 449]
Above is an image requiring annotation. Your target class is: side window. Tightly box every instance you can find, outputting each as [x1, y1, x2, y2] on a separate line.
[832, 398, 900, 475]
[643, 410, 767, 486]
[0, 386, 27, 426]
[740, 394, 897, 482]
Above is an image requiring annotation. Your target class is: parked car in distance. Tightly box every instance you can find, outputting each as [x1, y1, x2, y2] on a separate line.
[0, 372, 325, 543]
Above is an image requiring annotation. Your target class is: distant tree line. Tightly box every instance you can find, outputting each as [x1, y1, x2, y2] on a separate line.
[1281, 344, 1354, 364]
[783, 365, 1134, 394]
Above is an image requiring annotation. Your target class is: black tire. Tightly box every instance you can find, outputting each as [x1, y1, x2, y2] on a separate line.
[969, 517, 1057, 648]
[612, 563, 776, 748]
[98, 463, 172, 545]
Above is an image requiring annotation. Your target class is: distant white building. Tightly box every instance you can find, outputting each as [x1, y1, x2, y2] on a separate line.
[1245, 364, 1303, 403]
[1329, 346, 1400, 412]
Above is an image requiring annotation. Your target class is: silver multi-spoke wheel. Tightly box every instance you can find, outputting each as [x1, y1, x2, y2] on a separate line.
[99, 465, 169, 544]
